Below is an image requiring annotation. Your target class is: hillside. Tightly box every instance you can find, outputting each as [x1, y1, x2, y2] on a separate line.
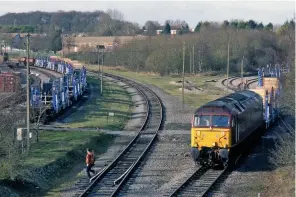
[0, 11, 142, 36]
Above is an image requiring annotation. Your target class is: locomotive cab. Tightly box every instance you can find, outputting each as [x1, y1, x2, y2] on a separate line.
[191, 107, 232, 168]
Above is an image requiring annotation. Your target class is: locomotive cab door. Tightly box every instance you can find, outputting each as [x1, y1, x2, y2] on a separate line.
[232, 115, 239, 144]
[236, 115, 239, 143]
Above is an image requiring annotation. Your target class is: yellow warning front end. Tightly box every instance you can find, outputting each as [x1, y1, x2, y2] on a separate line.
[191, 127, 231, 149]
[190, 114, 232, 167]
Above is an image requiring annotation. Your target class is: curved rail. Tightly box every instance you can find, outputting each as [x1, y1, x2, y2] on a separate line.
[221, 77, 240, 92]
[222, 77, 258, 92]
[168, 166, 226, 197]
[246, 78, 258, 89]
[78, 72, 163, 197]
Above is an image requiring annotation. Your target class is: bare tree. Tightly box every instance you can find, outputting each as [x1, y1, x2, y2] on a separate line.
[106, 9, 124, 21]
[64, 36, 75, 53]
[144, 21, 160, 36]
[0, 103, 24, 179]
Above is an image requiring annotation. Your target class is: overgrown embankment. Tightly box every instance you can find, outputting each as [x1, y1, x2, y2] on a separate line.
[0, 131, 114, 197]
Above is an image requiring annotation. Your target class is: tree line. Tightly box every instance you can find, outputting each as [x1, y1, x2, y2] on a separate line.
[68, 19, 294, 77]
[0, 10, 286, 37]
[194, 19, 274, 32]
[0, 25, 36, 33]
[0, 10, 142, 36]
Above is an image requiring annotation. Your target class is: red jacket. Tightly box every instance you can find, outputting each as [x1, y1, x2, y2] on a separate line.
[86, 153, 95, 165]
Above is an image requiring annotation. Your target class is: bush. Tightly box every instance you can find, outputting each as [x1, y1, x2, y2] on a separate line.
[269, 131, 295, 168]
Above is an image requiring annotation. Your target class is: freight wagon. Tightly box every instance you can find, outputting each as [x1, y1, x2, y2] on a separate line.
[0, 72, 21, 92]
[18, 56, 87, 124]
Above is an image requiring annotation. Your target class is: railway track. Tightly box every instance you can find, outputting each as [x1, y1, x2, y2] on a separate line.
[167, 166, 226, 197]
[221, 77, 240, 92]
[222, 77, 258, 91]
[246, 78, 258, 89]
[77, 72, 163, 197]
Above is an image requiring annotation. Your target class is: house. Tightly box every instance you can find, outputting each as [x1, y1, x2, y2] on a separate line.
[155, 25, 182, 35]
[156, 30, 163, 35]
[170, 29, 178, 35]
[62, 35, 147, 53]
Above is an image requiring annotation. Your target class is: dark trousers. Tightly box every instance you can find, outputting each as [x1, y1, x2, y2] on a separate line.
[86, 164, 95, 178]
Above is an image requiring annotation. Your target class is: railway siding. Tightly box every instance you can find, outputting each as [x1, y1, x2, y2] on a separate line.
[75, 73, 163, 197]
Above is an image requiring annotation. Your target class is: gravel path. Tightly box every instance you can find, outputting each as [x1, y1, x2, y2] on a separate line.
[53, 75, 147, 197]
[115, 82, 196, 196]
[144, 83, 193, 131]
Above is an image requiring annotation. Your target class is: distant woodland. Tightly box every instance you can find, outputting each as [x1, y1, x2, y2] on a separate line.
[0, 10, 287, 36]
[0, 10, 142, 36]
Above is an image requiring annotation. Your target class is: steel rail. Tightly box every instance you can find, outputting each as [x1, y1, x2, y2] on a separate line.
[168, 166, 226, 197]
[78, 72, 163, 197]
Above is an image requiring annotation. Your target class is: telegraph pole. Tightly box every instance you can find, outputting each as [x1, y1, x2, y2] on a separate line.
[26, 34, 30, 152]
[198, 49, 201, 72]
[189, 51, 192, 74]
[97, 45, 105, 95]
[241, 56, 244, 90]
[61, 29, 64, 59]
[226, 42, 230, 93]
[182, 42, 185, 110]
[192, 45, 195, 74]
[101, 49, 104, 95]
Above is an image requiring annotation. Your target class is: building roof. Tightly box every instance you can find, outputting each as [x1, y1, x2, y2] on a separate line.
[68, 35, 147, 45]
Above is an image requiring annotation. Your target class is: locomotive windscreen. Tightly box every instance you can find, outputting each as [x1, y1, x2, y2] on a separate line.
[212, 115, 230, 127]
[193, 115, 230, 128]
[194, 115, 211, 127]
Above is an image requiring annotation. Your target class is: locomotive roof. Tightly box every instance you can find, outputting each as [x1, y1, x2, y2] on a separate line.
[194, 90, 262, 115]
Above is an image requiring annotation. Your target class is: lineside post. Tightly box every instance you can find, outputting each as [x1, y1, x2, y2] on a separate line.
[226, 42, 230, 93]
[182, 42, 185, 110]
[241, 56, 244, 90]
[26, 33, 30, 152]
[97, 45, 105, 95]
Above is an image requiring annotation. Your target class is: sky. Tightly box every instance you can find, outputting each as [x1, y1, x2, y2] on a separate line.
[0, 0, 295, 28]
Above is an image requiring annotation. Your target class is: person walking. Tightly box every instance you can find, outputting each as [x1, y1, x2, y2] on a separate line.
[86, 148, 95, 182]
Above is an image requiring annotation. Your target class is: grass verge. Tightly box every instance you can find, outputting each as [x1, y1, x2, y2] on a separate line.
[228, 166, 294, 197]
[62, 76, 133, 129]
[5, 131, 115, 197]
[87, 65, 226, 108]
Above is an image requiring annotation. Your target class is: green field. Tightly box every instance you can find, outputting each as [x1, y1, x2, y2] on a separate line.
[12, 130, 114, 196]
[21, 131, 110, 169]
[61, 76, 133, 129]
[87, 65, 226, 108]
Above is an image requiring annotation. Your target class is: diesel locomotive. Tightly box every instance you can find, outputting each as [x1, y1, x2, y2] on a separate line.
[190, 90, 264, 168]
[191, 67, 281, 168]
